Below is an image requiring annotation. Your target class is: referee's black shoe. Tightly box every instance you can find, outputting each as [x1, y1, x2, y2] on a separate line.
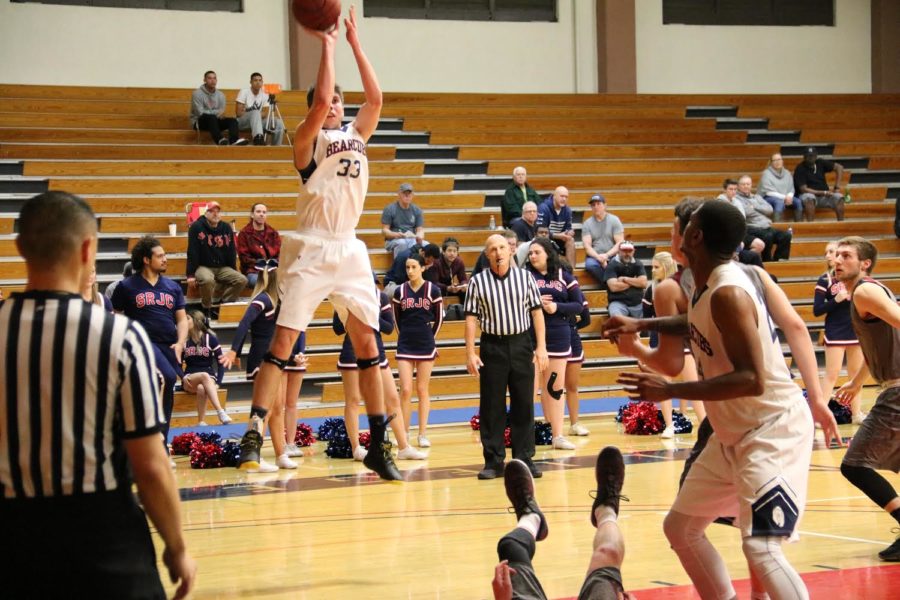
[237, 430, 263, 470]
[589, 446, 628, 527]
[504, 459, 548, 541]
[364, 440, 403, 481]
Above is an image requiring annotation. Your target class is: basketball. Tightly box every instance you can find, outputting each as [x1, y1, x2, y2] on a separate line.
[292, 0, 341, 31]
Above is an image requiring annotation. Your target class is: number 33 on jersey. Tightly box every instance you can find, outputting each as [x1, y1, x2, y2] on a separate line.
[296, 123, 370, 235]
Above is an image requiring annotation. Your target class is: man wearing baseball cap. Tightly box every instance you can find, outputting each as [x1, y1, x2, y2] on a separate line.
[582, 194, 625, 288]
[793, 147, 845, 222]
[186, 201, 247, 319]
[603, 240, 647, 319]
[382, 182, 426, 257]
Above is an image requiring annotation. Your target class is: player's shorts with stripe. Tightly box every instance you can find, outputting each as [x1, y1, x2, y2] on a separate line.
[672, 399, 813, 538]
[337, 336, 389, 370]
[277, 229, 380, 332]
[842, 385, 900, 472]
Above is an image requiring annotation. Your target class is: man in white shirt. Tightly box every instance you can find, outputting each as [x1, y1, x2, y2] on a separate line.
[235, 72, 284, 146]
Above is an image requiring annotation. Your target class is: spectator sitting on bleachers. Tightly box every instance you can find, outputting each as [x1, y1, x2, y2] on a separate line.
[434, 237, 469, 296]
[793, 147, 846, 222]
[186, 201, 247, 319]
[758, 153, 799, 222]
[502, 167, 542, 227]
[509, 201, 539, 245]
[190, 70, 247, 146]
[237, 202, 281, 288]
[537, 186, 576, 266]
[383, 243, 422, 298]
[382, 182, 426, 257]
[421, 243, 442, 285]
[514, 226, 549, 269]
[104, 261, 133, 301]
[603, 241, 647, 319]
[474, 230, 520, 277]
[581, 193, 624, 289]
[235, 72, 284, 146]
[717, 178, 766, 258]
[734, 175, 792, 262]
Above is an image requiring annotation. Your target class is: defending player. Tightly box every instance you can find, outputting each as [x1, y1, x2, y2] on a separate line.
[604, 201, 838, 599]
[236, 7, 401, 480]
[832, 236, 900, 562]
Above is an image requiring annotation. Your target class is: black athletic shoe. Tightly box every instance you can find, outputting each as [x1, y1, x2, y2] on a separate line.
[522, 459, 543, 479]
[237, 429, 263, 470]
[504, 459, 548, 541]
[590, 446, 628, 526]
[363, 440, 403, 481]
[253, 134, 265, 146]
[477, 466, 501, 480]
[879, 531, 900, 562]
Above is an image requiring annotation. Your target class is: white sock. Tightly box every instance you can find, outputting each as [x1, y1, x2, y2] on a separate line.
[517, 513, 541, 539]
[594, 506, 617, 527]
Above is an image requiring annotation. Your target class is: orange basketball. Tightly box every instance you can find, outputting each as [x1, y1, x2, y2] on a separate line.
[292, 0, 341, 31]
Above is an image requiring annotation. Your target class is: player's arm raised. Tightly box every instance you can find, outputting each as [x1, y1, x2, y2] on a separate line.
[345, 4, 382, 141]
[293, 24, 339, 172]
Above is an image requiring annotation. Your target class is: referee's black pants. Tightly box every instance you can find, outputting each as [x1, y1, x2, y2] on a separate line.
[479, 332, 535, 468]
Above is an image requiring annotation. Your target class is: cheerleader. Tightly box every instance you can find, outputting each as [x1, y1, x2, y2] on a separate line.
[525, 238, 584, 450]
[563, 259, 591, 437]
[393, 254, 443, 448]
[814, 241, 866, 423]
[182, 309, 231, 426]
[221, 259, 305, 472]
[334, 280, 426, 461]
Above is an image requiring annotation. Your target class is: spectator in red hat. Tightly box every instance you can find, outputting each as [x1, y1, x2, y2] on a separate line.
[186, 201, 247, 319]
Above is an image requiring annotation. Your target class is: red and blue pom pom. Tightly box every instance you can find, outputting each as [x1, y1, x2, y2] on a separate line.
[294, 423, 316, 447]
[172, 432, 199, 455]
[534, 421, 552, 445]
[621, 401, 664, 435]
[470, 414, 480, 431]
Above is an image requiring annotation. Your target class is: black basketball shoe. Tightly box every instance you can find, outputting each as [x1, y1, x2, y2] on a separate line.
[590, 446, 628, 527]
[504, 459, 548, 541]
[879, 530, 900, 562]
[363, 439, 403, 481]
[237, 429, 263, 471]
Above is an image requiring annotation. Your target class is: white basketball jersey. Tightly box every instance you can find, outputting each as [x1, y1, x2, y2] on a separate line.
[296, 124, 369, 235]
[688, 262, 805, 446]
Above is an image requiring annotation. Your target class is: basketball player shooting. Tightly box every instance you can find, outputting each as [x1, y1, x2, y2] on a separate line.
[237, 6, 402, 481]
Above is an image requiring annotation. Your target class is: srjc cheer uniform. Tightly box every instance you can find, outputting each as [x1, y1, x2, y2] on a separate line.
[525, 266, 583, 358]
[675, 261, 813, 538]
[182, 332, 225, 385]
[392, 281, 443, 361]
[568, 280, 590, 363]
[813, 271, 858, 346]
[334, 291, 394, 369]
[231, 292, 306, 379]
[279, 123, 380, 334]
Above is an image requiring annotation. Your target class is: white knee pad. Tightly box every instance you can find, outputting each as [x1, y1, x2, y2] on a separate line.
[742, 537, 809, 600]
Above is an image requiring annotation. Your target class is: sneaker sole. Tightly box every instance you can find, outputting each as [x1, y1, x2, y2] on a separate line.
[238, 460, 260, 471]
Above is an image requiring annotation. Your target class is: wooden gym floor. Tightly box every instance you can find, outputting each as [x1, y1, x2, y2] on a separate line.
[162, 392, 898, 599]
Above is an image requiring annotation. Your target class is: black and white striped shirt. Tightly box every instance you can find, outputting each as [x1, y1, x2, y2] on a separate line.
[0, 291, 163, 500]
[464, 265, 542, 336]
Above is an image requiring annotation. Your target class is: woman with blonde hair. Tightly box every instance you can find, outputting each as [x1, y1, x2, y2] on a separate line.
[814, 241, 866, 423]
[181, 309, 230, 426]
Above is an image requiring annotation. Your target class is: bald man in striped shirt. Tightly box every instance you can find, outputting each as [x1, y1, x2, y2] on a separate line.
[0, 192, 195, 598]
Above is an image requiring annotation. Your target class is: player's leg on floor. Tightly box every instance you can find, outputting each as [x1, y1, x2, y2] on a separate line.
[283, 370, 303, 446]
[397, 359, 415, 434]
[346, 312, 401, 481]
[588, 447, 626, 572]
[840, 463, 900, 560]
[381, 367, 424, 459]
[663, 511, 736, 600]
[414, 360, 434, 441]
[237, 325, 300, 469]
[342, 370, 365, 459]
[742, 536, 808, 600]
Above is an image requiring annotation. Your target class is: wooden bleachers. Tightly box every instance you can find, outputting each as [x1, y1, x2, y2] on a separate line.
[2, 85, 899, 425]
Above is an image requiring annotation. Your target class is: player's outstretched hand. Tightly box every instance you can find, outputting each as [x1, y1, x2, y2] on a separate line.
[602, 315, 641, 341]
[491, 560, 516, 600]
[617, 370, 672, 402]
[304, 18, 339, 43]
[344, 4, 360, 48]
[810, 399, 844, 448]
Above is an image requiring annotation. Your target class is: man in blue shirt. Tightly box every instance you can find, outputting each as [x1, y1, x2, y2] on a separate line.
[382, 183, 426, 257]
[537, 186, 576, 266]
[112, 236, 189, 452]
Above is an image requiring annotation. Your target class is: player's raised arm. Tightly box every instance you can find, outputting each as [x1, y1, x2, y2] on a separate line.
[293, 24, 340, 172]
[345, 5, 382, 141]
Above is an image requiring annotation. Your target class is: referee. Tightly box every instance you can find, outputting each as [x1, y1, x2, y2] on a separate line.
[0, 192, 196, 598]
[464, 234, 549, 480]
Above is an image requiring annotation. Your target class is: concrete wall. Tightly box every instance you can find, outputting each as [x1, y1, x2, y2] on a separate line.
[634, 0, 872, 94]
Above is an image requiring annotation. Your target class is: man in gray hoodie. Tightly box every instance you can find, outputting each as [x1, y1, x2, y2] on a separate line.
[190, 71, 246, 146]
[736, 175, 792, 261]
